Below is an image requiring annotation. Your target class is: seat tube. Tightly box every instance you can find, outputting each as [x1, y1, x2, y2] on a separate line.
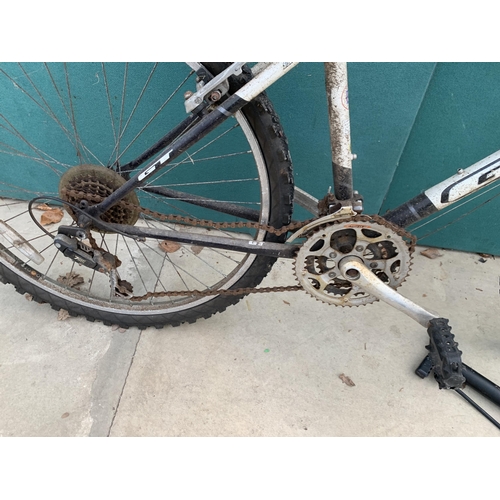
[324, 62, 354, 200]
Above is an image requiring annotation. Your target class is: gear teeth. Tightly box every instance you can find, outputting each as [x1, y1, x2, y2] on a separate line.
[294, 215, 414, 307]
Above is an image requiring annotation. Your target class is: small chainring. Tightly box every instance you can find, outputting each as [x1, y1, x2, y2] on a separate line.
[294, 216, 413, 306]
[59, 164, 140, 227]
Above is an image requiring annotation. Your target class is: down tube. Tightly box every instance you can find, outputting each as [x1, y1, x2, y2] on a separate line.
[383, 149, 500, 227]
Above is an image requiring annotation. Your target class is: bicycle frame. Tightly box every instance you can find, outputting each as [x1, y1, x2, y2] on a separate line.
[81, 62, 500, 258]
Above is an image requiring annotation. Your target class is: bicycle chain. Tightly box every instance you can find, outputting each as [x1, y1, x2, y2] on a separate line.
[61, 186, 416, 302]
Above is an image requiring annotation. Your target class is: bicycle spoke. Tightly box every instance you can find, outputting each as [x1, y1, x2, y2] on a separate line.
[21, 231, 55, 246]
[137, 215, 177, 303]
[121, 234, 149, 294]
[0, 199, 25, 208]
[151, 122, 240, 183]
[2, 207, 30, 222]
[0, 65, 76, 159]
[41, 249, 59, 280]
[135, 215, 213, 291]
[113, 66, 194, 166]
[140, 213, 240, 271]
[165, 250, 210, 292]
[113, 62, 129, 167]
[0, 115, 65, 177]
[63, 62, 87, 164]
[0, 181, 58, 200]
[43, 63, 89, 162]
[107, 63, 159, 165]
[0, 140, 74, 169]
[156, 176, 258, 188]
[101, 63, 119, 155]
[164, 150, 252, 169]
[133, 238, 169, 293]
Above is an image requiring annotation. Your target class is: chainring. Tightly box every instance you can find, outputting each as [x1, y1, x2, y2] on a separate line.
[59, 164, 140, 227]
[294, 215, 414, 306]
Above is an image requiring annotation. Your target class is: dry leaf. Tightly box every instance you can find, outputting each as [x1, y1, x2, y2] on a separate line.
[190, 245, 203, 255]
[478, 253, 493, 259]
[35, 203, 53, 211]
[159, 240, 181, 253]
[57, 272, 84, 289]
[339, 373, 356, 387]
[115, 279, 133, 297]
[40, 208, 64, 226]
[420, 248, 443, 259]
[57, 309, 70, 321]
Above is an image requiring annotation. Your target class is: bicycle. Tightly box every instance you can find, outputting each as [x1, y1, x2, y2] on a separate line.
[0, 63, 499, 404]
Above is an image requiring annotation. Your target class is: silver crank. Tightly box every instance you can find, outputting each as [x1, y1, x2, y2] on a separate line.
[338, 256, 438, 327]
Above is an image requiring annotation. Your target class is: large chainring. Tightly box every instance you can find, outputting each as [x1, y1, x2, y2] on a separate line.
[294, 215, 414, 306]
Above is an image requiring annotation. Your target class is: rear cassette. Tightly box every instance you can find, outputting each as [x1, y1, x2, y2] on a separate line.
[59, 164, 140, 227]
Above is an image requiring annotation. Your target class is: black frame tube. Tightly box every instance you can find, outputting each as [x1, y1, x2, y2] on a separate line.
[382, 193, 439, 228]
[87, 92, 249, 219]
[462, 363, 500, 407]
[416, 354, 500, 409]
[117, 113, 201, 175]
[97, 221, 300, 259]
[141, 185, 261, 222]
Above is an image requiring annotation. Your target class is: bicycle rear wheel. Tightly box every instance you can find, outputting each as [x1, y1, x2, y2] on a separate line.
[0, 62, 294, 328]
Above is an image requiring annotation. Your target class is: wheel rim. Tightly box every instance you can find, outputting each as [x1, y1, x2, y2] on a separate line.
[0, 62, 270, 314]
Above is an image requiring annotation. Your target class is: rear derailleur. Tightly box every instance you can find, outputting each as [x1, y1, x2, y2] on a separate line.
[54, 226, 133, 298]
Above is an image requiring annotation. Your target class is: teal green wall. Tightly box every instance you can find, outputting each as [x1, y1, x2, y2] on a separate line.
[0, 63, 189, 200]
[379, 63, 500, 253]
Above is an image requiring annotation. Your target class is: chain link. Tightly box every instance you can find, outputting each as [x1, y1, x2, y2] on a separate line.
[61, 186, 416, 302]
[62, 186, 313, 301]
[62, 187, 314, 237]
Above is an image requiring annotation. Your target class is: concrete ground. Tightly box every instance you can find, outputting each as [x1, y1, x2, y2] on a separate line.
[0, 245, 499, 437]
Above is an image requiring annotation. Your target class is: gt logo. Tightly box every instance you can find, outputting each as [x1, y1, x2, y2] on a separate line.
[138, 149, 173, 181]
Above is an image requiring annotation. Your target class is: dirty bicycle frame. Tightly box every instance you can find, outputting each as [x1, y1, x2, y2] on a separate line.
[76, 62, 500, 260]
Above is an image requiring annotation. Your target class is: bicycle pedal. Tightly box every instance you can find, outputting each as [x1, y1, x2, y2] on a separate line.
[426, 317, 466, 390]
[415, 354, 433, 379]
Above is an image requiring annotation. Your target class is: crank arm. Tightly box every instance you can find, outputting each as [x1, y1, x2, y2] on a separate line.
[339, 256, 469, 390]
[338, 256, 439, 327]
